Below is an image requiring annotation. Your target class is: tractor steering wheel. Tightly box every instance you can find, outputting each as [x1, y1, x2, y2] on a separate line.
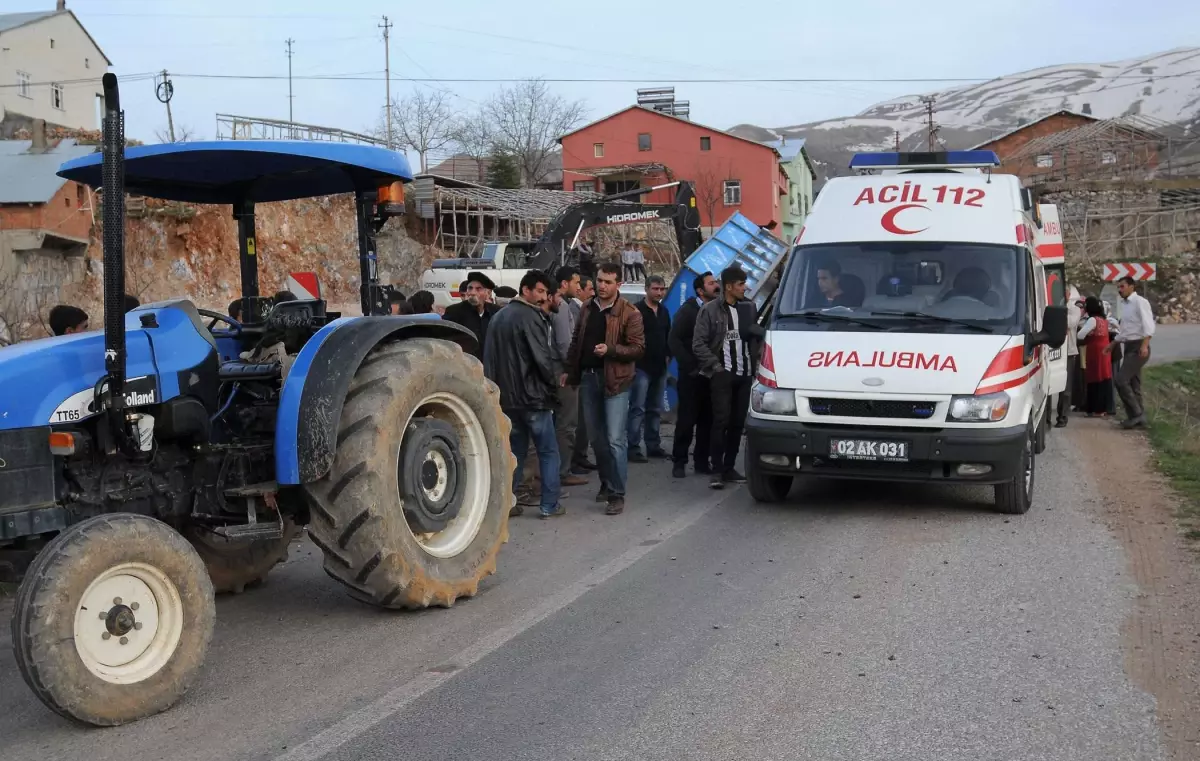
[199, 308, 243, 336]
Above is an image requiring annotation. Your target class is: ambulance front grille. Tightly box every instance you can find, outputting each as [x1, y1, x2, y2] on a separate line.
[808, 398, 936, 420]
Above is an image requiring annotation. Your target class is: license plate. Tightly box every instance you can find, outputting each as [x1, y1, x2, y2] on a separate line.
[1048, 347, 1062, 361]
[829, 438, 910, 462]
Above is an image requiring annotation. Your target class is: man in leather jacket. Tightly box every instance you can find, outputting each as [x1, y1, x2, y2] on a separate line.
[483, 269, 566, 519]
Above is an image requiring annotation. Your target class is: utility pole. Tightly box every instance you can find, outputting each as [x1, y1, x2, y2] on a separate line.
[155, 69, 176, 143]
[285, 38, 295, 127]
[920, 95, 939, 152]
[894, 129, 900, 151]
[379, 15, 393, 149]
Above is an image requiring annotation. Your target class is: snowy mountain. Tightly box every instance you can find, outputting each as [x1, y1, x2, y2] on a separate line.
[729, 47, 1200, 181]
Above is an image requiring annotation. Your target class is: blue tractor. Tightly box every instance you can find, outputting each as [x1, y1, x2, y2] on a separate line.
[0, 74, 514, 726]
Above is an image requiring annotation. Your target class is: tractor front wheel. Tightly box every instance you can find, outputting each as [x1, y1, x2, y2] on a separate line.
[11, 513, 215, 726]
[304, 337, 514, 609]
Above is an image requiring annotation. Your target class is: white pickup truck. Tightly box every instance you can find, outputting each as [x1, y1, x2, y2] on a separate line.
[419, 182, 703, 307]
[421, 242, 538, 308]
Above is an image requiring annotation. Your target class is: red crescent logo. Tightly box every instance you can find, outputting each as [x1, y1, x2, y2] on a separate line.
[881, 204, 928, 235]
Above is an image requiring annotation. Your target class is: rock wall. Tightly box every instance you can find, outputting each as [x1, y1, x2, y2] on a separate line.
[64, 195, 440, 323]
[1041, 184, 1200, 323]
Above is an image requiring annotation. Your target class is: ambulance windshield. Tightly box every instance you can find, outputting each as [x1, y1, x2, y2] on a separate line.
[776, 242, 1027, 334]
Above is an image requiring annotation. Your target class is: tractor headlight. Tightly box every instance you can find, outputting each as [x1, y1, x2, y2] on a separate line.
[751, 383, 797, 416]
[948, 391, 1011, 422]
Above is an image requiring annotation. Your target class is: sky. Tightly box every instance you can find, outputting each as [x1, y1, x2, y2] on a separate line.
[50, 0, 1200, 152]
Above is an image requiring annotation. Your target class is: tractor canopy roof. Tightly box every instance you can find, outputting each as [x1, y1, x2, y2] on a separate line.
[56, 140, 413, 205]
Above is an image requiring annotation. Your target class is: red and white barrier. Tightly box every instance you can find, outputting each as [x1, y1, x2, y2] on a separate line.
[1101, 262, 1156, 282]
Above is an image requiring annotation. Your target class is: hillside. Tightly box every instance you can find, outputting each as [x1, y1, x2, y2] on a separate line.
[730, 47, 1200, 181]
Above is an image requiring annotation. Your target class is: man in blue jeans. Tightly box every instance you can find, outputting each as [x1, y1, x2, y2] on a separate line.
[628, 275, 671, 461]
[566, 262, 645, 515]
[483, 269, 565, 519]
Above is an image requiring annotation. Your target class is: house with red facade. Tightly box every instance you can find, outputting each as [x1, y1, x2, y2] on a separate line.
[559, 106, 787, 233]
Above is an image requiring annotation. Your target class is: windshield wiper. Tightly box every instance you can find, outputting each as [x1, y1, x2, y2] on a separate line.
[868, 310, 995, 333]
[784, 310, 890, 330]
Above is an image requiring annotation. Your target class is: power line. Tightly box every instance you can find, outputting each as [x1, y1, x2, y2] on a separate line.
[4, 68, 1196, 89]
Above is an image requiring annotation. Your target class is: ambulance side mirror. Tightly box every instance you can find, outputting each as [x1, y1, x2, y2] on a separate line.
[1035, 305, 1068, 349]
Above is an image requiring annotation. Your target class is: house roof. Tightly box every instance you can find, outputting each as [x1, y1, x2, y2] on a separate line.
[0, 10, 113, 66]
[558, 105, 780, 156]
[968, 109, 1099, 150]
[0, 138, 96, 203]
[761, 137, 818, 178]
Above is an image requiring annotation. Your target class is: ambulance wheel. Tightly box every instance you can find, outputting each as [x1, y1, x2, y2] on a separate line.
[11, 513, 215, 726]
[747, 460, 792, 503]
[1033, 407, 1048, 455]
[303, 338, 514, 609]
[995, 430, 1035, 515]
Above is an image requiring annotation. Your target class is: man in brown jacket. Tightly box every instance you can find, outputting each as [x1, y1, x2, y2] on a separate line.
[566, 261, 645, 515]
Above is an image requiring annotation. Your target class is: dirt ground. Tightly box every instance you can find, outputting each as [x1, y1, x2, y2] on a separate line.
[1074, 415, 1200, 760]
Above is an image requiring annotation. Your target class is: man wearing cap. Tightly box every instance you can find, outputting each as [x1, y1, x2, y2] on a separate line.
[444, 271, 501, 361]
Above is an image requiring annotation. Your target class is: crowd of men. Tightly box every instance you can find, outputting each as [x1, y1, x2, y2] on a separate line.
[455, 261, 764, 519]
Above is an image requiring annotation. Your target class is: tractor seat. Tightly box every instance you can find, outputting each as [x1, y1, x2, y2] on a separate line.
[219, 360, 283, 382]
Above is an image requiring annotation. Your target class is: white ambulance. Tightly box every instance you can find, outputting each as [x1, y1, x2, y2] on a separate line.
[745, 150, 1068, 515]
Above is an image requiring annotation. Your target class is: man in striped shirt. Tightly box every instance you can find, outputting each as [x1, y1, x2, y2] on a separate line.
[692, 266, 764, 490]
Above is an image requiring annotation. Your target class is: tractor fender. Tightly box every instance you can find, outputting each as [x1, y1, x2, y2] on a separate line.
[275, 316, 478, 485]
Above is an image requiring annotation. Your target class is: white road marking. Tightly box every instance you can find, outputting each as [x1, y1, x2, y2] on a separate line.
[273, 490, 731, 761]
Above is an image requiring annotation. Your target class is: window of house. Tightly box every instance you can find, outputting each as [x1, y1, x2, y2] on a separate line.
[64, 196, 71, 208]
[51, 83, 64, 110]
[77, 184, 85, 205]
[573, 180, 596, 193]
[700, 136, 711, 151]
[638, 133, 652, 151]
[17, 70, 31, 98]
[1101, 151, 1117, 165]
[1035, 154, 1053, 168]
[49, 38, 55, 49]
[85, 57, 90, 69]
[723, 180, 742, 206]
[593, 142, 604, 158]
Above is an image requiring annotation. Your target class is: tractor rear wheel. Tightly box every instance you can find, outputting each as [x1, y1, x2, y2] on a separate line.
[303, 338, 514, 609]
[11, 513, 215, 726]
[186, 518, 300, 594]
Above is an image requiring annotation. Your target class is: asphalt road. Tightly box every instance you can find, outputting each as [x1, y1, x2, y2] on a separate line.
[0, 429, 1168, 761]
[1149, 323, 1200, 365]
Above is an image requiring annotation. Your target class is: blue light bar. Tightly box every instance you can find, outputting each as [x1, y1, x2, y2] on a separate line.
[849, 150, 1001, 169]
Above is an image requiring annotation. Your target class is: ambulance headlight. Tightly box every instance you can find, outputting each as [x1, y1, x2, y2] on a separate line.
[751, 383, 797, 415]
[948, 391, 1011, 422]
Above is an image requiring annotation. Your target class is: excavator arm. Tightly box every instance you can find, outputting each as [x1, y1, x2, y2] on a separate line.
[525, 181, 703, 272]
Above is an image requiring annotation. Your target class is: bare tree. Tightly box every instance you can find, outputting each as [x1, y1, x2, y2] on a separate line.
[694, 158, 737, 232]
[383, 89, 457, 173]
[123, 224, 162, 302]
[154, 124, 195, 143]
[485, 79, 586, 187]
[450, 107, 495, 184]
[0, 253, 56, 346]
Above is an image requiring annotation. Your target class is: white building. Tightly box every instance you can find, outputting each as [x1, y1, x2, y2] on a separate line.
[0, 3, 111, 133]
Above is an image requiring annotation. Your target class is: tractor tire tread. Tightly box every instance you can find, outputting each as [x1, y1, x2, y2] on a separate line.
[303, 337, 514, 610]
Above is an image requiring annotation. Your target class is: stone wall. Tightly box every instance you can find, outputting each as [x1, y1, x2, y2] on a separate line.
[1039, 181, 1200, 322]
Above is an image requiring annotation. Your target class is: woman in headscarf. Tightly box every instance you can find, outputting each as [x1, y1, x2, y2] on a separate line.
[1077, 296, 1113, 417]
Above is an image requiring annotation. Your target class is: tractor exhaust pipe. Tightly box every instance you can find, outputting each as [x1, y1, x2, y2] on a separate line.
[100, 73, 126, 421]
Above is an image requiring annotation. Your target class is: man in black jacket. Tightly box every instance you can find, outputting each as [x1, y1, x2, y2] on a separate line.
[444, 271, 500, 361]
[668, 271, 720, 478]
[628, 275, 671, 461]
[483, 269, 565, 519]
